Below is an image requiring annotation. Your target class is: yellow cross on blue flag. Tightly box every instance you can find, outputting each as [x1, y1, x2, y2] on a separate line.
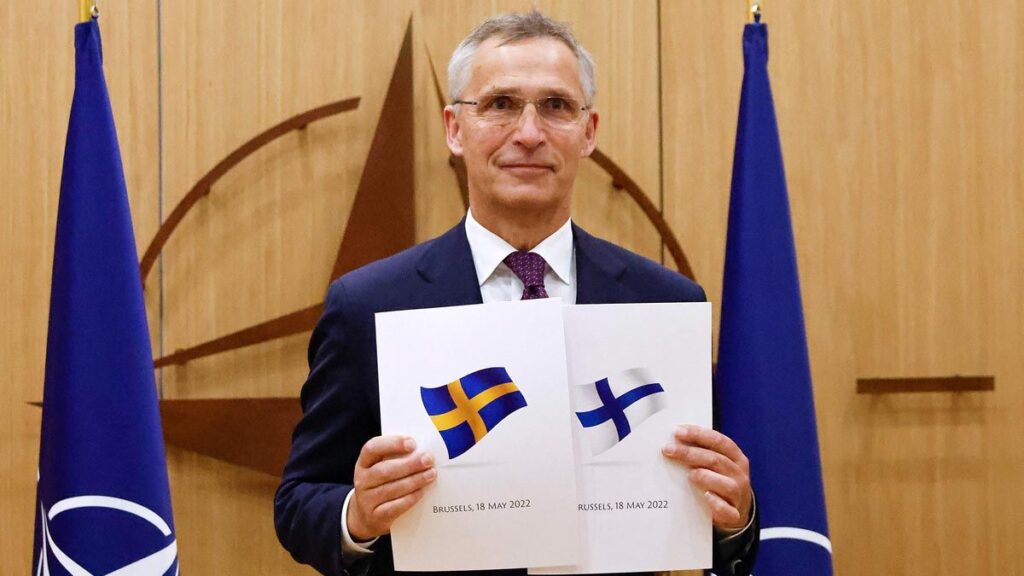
[421, 367, 527, 459]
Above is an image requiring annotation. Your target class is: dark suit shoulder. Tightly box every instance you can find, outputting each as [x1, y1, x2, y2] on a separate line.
[578, 230, 707, 303]
[324, 221, 480, 316]
[326, 239, 431, 307]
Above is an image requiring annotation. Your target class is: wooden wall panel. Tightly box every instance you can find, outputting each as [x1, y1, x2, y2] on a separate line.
[662, 1, 1024, 574]
[158, 0, 408, 401]
[0, 3, 159, 573]
[5, 1, 1022, 573]
[158, 1, 414, 571]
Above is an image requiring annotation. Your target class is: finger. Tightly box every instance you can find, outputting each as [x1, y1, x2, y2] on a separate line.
[361, 451, 434, 490]
[349, 461, 435, 539]
[356, 435, 416, 470]
[373, 485, 430, 525]
[663, 443, 741, 478]
[673, 426, 747, 468]
[688, 468, 745, 510]
[702, 490, 744, 530]
[367, 467, 437, 504]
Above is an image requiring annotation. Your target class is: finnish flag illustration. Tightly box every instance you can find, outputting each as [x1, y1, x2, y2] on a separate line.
[573, 368, 668, 456]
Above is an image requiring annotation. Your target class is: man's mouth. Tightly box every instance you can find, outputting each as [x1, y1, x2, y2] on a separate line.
[499, 163, 554, 172]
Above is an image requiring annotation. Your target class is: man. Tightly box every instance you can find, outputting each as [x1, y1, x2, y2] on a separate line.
[275, 11, 758, 576]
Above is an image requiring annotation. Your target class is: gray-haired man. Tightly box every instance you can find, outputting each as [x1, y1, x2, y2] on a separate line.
[276, 11, 758, 576]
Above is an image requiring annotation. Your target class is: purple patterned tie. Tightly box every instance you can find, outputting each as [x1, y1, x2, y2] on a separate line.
[503, 251, 549, 300]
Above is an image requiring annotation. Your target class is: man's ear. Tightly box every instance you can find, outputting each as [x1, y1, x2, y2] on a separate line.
[444, 106, 464, 157]
[581, 109, 599, 157]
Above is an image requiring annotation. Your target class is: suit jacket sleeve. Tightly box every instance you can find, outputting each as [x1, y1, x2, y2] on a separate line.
[712, 499, 759, 576]
[274, 280, 378, 576]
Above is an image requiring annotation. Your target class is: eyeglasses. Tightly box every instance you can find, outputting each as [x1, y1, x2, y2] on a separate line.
[453, 94, 589, 128]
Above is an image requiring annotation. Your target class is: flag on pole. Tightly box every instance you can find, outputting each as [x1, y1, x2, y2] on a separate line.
[32, 18, 179, 576]
[715, 21, 834, 576]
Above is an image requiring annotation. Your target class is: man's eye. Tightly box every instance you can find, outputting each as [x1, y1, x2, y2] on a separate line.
[487, 96, 515, 111]
[544, 97, 570, 111]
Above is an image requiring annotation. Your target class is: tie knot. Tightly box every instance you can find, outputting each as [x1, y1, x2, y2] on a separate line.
[503, 251, 549, 300]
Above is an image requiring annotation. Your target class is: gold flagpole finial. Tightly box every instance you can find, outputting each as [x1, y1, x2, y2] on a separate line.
[79, 0, 98, 23]
[749, 1, 762, 23]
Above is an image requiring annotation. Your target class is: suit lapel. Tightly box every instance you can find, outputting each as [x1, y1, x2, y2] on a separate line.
[367, 223, 480, 418]
[414, 219, 484, 307]
[573, 223, 632, 305]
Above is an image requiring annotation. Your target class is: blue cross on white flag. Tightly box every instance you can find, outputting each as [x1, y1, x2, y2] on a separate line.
[573, 368, 668, 456]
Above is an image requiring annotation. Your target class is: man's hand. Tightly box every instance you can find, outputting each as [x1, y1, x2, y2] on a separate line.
[662, 425, 753, 532]
[347, 435, 436, 541]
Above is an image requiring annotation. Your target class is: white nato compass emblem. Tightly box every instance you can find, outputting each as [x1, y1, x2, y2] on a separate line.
[709, 526, 832, 576]
[35, 495, 178, 576]
[759, 526, 833, 554]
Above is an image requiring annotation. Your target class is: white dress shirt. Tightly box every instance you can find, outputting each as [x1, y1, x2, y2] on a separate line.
[465, 209, 576, 304]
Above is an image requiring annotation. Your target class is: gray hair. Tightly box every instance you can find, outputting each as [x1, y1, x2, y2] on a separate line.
[447, 10, 597, 106]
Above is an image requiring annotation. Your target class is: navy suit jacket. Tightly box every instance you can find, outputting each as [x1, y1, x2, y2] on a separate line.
[274, 221, 758, 576]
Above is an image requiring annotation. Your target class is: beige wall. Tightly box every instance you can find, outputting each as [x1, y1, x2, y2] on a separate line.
[2, 1, 1021, 573]
[663, 2, 1024, 573]
[1, 0, 163, 568]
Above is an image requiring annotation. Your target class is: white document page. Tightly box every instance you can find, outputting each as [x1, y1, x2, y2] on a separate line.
[377, 298, 579, 571]
[531, 302, 714, 574]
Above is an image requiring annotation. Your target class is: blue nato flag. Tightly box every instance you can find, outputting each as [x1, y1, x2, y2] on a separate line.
[32, 19, 178, 576]
[715, 22, 834, 576]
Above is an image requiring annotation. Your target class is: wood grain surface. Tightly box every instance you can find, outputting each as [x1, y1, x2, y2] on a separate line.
[2, 1, 1021, 574]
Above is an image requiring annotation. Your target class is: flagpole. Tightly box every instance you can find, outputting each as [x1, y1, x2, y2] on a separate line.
[36, 4, 179, 572]
[748, 1, 762, 23]
[79, 0, 97, 23]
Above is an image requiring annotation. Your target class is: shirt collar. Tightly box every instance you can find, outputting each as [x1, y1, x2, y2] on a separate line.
[464, 209, 574, 287]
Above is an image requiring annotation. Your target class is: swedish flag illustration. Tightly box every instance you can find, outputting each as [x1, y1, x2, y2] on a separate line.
[421, 367, 527, 459]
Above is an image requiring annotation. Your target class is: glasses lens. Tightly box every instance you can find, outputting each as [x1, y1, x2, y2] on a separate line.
[471, 94, 583, 127]
[477, 95, 522, 123]
[538, 97, 580, 124]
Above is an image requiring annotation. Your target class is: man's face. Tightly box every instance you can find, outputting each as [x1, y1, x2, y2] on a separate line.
[444, 36, 599, 219]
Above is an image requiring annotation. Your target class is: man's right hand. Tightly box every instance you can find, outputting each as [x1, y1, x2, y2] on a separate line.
[347, 435, 436, 541]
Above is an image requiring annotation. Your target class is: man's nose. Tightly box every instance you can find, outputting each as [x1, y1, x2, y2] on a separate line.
[511, 104, 546, 148]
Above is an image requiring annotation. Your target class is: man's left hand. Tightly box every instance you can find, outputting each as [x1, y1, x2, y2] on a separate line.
[662, 425, 753, 532]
